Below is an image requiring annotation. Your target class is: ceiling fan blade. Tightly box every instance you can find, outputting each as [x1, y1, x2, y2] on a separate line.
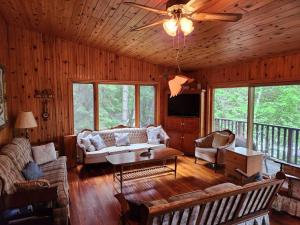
[123, 2, 168, 15]
[130, 20, 165, 31]
[191, 12, 242, 22]
[185, 0, 211, 13]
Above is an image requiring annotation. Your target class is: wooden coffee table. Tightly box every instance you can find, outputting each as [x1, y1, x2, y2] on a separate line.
[106, 148, 183, 192]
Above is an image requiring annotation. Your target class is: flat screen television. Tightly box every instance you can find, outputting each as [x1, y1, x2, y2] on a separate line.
[168, 93, 200, 117]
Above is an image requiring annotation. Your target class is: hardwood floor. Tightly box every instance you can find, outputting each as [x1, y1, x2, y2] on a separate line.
[68, 156, 299, 225]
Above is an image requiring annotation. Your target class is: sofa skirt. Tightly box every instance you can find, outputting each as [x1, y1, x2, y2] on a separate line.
[237, 214, 270, 225]
[272, 194, 300, 217]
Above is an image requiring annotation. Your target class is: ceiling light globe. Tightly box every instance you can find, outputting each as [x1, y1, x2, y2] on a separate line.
[180, 17, 194, 36]
[163, 19, 178, 37]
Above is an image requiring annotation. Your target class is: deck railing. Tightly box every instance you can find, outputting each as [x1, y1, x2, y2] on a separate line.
[214, 118, 300, 165]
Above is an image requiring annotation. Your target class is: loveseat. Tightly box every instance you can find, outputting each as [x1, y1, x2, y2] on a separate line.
[77, 126, 169, 164]
[0, 138, 69, 225]
[116, 172, 285, 225]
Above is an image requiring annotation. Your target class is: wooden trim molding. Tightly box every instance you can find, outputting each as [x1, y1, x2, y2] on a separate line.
[93, 83, 99, 130]
[135, 84, 140, 128]
[247, 87, 255, 149]
[200, 89, 206, 137]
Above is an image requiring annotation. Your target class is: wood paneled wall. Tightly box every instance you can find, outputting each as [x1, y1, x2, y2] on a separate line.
[0, 15, 11, 145]
[4, 25, 169, 150]
[195, 52, 300, 87]
[193, 52, 300, 134]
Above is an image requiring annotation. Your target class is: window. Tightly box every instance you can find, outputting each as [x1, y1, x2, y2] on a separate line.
[213, 87, 248, 138]
[212, 84, 300, 165]
[99, 84, 135, 129]
[73, 83, 94, 133]
[72, 82, 157, 132]
[253, 85, 300, 164]
[140, 85, 155, 127]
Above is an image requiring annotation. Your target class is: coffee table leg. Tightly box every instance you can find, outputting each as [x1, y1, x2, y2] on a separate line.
[120, 165, 123, 192]
[113, 166, 116, 181]
[175, 156, 178, 178]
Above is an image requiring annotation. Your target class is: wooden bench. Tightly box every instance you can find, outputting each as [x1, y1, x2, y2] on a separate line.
[116, 172, 285, 225]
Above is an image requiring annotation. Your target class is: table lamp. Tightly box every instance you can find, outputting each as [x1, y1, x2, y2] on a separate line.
[15, 111, 38, 139]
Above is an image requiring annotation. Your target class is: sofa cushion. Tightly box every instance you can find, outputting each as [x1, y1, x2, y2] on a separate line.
[41, 161, 68, 207]
[0, 155, 25, 195]
[168, 190, 207, 202]
[212, 132, 229, 148]
[32, 142, 57, 165]
[204, 182, 242, 194]
[195, 147, 217, 163]
[85, 143, 166, 159]
[0, 140, 33, 171]
[40, 156, 67, 172]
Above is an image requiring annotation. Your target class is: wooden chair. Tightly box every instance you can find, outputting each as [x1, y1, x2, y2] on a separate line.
[0, 187, 58, 225]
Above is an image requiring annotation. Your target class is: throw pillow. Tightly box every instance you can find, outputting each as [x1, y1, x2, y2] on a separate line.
[32, 142, 57, 165]
[212, 132, 229, 148]
[22, 161, 43, 180]
[81, 134, 93, 149]
[90, 135, 106, 151]
[146, 126, 161, 144]
[114, 133, 130, 146]
[15, 179, 50, 192]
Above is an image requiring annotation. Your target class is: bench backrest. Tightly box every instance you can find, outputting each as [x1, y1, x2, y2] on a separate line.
[141, 178, 283, 225]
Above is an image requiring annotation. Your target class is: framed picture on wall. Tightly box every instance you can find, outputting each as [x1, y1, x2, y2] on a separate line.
[0, 65, 8, 128]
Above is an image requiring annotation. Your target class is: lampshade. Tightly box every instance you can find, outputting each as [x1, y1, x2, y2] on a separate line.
[15, 111, 38, 129]
[163, 18, 178, 37]
[180, 17, 194, 36]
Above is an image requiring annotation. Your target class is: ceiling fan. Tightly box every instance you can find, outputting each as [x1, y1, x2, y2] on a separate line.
[124, 0, 242, 36]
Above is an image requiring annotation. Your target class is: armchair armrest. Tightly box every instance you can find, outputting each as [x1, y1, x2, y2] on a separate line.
[195, 137, 206, 147]
[0, 187, 57, 212]
[159, 127, 170, 146]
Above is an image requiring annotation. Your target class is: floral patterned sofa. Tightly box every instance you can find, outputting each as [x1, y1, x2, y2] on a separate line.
[0, 138, 69, 225]
[77, 126, 169, 164]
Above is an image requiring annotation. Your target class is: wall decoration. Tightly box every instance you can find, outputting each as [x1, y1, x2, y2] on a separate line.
[0, 65, 8, 128]
[34, 89, 54, 121]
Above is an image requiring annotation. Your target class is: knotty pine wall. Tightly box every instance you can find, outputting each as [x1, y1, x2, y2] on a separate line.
[2, 24, 170, 150]
[193, 52, 300, 134]
[194, 52, 300, 87]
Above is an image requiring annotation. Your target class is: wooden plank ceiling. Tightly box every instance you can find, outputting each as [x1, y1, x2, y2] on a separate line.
[0, 0, 299, 70]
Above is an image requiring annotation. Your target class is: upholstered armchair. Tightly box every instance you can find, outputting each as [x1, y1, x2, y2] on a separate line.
[194, 130, 235, 170]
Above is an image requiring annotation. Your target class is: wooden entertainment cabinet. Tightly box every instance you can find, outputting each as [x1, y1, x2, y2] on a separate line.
[164, 90, 205, 155]
[165, 116, 199, 155]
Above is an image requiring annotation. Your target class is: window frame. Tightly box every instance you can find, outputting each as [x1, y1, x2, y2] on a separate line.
[139, 85, 157, 127]
[71, 80, 159, 133]
[211, 83, 300, 150]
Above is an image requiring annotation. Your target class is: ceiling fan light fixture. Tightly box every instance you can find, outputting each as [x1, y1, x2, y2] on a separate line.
[163, 18, 178, 36]
[180, 17, 194, 36]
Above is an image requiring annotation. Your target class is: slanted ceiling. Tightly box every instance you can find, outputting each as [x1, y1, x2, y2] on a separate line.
[0, 0, 299, 70]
